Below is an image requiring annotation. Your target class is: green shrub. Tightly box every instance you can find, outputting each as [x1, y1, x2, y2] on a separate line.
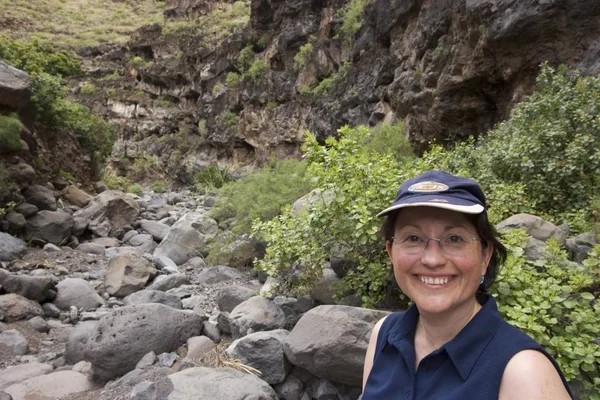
[360, 121, 414, 161]
[80, 82, 97, 95]
[294, 42, 313, 69]
[237, 44, 254, 72]
[336, 0, 372, 46]
[193, 165, 231, 192]
[59, 170, 75, 181]
[128, 56, 150, 69]
[247, 59, 267, 83]
[149, 181, 166, 193]
[212, 82, 225, 96]
[217, 111, 240, 129]
[102, 171, 133, 191]
[126, 183, 143, 195]
[211, 159, 312, 233]
[226, 72, 242, 88]
[0, 37, 81, 77]
[0, 114, 23, 151]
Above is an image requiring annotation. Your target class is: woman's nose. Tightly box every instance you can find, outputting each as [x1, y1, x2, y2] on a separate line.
[420, 240, 447, 267]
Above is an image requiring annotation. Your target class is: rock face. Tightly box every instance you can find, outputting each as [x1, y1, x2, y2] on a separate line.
[79, 303, 204, 382]
[284, 305, 388, 387]
[130, 367, 278, 400]
[153, 213, 218, 265]
[73, 191, 140, 237]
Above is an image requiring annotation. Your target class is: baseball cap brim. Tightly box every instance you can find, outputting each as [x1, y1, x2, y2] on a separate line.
[376, 194, 485, 217]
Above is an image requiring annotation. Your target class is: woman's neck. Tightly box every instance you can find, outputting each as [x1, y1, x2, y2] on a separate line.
[414, 299, 482, 360]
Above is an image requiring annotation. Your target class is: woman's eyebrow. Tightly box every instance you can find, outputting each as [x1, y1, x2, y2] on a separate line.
[396, 223, 471, 232]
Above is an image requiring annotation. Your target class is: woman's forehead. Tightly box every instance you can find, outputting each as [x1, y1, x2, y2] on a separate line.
[394, 207, 474, 229]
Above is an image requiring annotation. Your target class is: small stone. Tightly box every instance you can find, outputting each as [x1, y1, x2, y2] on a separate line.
[157, 352, 178, 367]
[29, 316, 50, 333]
[43, 243, 63, 252]
[0, 329, 28, 355]
[135, 351, 157, 369]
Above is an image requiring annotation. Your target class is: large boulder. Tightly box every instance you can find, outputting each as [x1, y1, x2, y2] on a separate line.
[153, 212, 218, 265]
[196, 265, 245, 284]
[104, 253, 156, 297]
[140, 220, 170, 242]
[53, 278, 105, 311]
[145, 273, 190, 292]
[123, 289, 182, 309]
[64, 185, 93, 208]
[0, 233, 26, 261]
[3, 370, 93, 400]
[0, 61, 30, 111]
[566, 232, 598, 263]
[497, 214, 563, 243]
[24, 210, 73, 245]
[65, 321, 98, 364]
[73, 190, 140, 237]
[78, 303, 204, 382]
[310, 266, 341, 304]
[0, 273, 54, 303]
[0, 294, 44, 322]
[229, 296, 286, 339]
[226, 329, 291, 385]
[284, 305, 388, 387]
[130, 367, 278, 400]
[0, 362, 53, 390]
[22, 184, 57, 211]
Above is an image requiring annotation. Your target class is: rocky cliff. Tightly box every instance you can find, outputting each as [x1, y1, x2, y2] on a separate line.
[68, 0, 600, 183]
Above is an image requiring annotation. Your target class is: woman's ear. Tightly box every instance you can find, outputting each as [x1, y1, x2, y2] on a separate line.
[482, 242, 494, 275]
[386, 240, 393, 260]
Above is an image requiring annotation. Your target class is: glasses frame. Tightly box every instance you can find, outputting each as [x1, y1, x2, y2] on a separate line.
[391, 234, 481, 255]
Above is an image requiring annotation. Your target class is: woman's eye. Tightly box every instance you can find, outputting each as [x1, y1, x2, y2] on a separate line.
[407, 235, 422, 242]
[446, 235, 464, 244]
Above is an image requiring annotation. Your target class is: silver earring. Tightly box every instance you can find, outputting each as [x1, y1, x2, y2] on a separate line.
[480, 275, 485, 285]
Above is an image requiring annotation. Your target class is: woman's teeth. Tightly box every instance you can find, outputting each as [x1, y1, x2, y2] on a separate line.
[419, 276, 451, 285]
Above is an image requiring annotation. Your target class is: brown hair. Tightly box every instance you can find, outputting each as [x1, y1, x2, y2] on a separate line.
[380, 209, 507, 293]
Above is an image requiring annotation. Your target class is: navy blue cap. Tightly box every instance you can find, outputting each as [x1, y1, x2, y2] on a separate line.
[377, 170, 486, 217]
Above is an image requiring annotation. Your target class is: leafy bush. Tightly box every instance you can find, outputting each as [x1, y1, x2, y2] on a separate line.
[149, 181, 167, 193]
[0, 114, 23, 151]
[211, 159, 312, 233]
[237, 44, 254, 72]
[0, 37, 81, 77]
[80, 82, 97, 95]
[226, 72, 242, 88]
[102, 171, 133, 191]
[294, 42, 314, 69]
[217, 111, 240, 129]
[336, 0, 372, 46]
[247, 59, 267, 83]
[361, 121, 415, 161]
[193, 165, 231, 192]
[127, 183, 143, 195]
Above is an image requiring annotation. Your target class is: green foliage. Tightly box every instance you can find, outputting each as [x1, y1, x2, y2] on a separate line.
[217, 111, 240, 129]
[294, 42, 314, 69]
[212, 82, 225, 96]
[0, 160, 17, 200]
[149, 181, 167, 193]
[128, 56, 150, 69]
[237, 44, 254, 72]
[126, 183, 143, 195]
[102, 171, 133, 191]
[336, 0, 372, 46]
[0, 37, 81, 76]
[360, 121, 414, 161]
[193, 165, 231, 193]
[0, 114, 23, 151]
[226, 72, 242, 88]
[211, 159, 312, 233]
[80, 82, 97, 95]
[247, 59, 267, 84]
[493, 230, 600, 394]
[206, 233, 257, 268]
[308, 62, 352, 96]
[59, 170, 74, 181]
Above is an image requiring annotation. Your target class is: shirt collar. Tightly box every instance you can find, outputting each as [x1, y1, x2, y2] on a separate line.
[386, 294, 503, 380]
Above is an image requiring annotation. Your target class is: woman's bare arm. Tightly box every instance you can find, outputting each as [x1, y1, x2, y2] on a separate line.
[499, 350, 571, 400]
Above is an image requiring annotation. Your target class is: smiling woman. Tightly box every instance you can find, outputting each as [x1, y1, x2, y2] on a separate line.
[362, 171, 574, 400]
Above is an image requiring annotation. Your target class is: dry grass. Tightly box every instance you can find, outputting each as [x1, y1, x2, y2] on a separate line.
[0, 0, 164, 47]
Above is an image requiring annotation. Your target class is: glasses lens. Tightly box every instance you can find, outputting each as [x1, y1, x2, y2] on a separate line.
[394, 233, 476, 255]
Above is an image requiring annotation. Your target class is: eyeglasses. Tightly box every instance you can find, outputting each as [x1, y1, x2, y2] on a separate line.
[391, 233, 480, 256]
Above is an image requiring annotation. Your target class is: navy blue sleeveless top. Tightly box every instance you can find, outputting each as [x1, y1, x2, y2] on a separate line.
[362, 295, 574, 399]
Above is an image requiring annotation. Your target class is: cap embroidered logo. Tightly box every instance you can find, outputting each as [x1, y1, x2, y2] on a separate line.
[408, 181, 449, 192]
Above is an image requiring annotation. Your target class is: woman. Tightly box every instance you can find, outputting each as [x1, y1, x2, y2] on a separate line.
[362, 171, 574, 400]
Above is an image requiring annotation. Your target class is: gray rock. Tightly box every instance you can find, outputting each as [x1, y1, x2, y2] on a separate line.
[76, 242, 105, 255]
[22, 184, 56, 211]
[140, 220, 170, 242]
[73, 191, 140, 237]
[123, 289, 182, 309]
[136, 351, 157, 369]
[25, 210, 73, 245]
[0, 60, 30, 110]
[216, 311, 231, 334]
[153, 255, 177, 271]
[42, 302, 60, 318]
[0, 362, 53, 390]
[0, 274, 54, 303]
[54, 278, 105, 311]
[104, 253, 156, 297]
[216, 285, 258, 312]
[310, 267, 341, 304]
[0, 329, 28, 355]
[566, 232, 598, 263]
[71, 217, 89, 237]
[185, 335, 214, 363]
[184, 257, 206, 270]
[5, 212, 26, 233]
[524, 237, 547, 261]
[3, 370, 93, 399]
[157, 352, 178, 367]
[130, 367, 278, 400]
[105, 246, 140, 258]
[0, 232, 26, 261]
[93, 237, 122, 248]
[202, 320, 221, 343]
[284, 305, 389, 386]
[80, 304, 204, 382]
[312, 378, 341, 400]
[181, 294, 208, 310]
[153, 212, 218, 265]
[497, 214, 563, 243]
[14, 203, 38, 218]
[65, 321, 98, 364]
[274, 374, 304, 400]
[64, 185, 93, 208]
[146, 273, 190, 292]
[196, 265, 244, 284]
[129, 234, 158, 254]
[0, 294, 44, 322]
[28, 316, 49, 333]
[229, 296, 286, 339]
[226, 329, 291, 384]
[43, 243, 62, 252]
[123, 229, 139, 244]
